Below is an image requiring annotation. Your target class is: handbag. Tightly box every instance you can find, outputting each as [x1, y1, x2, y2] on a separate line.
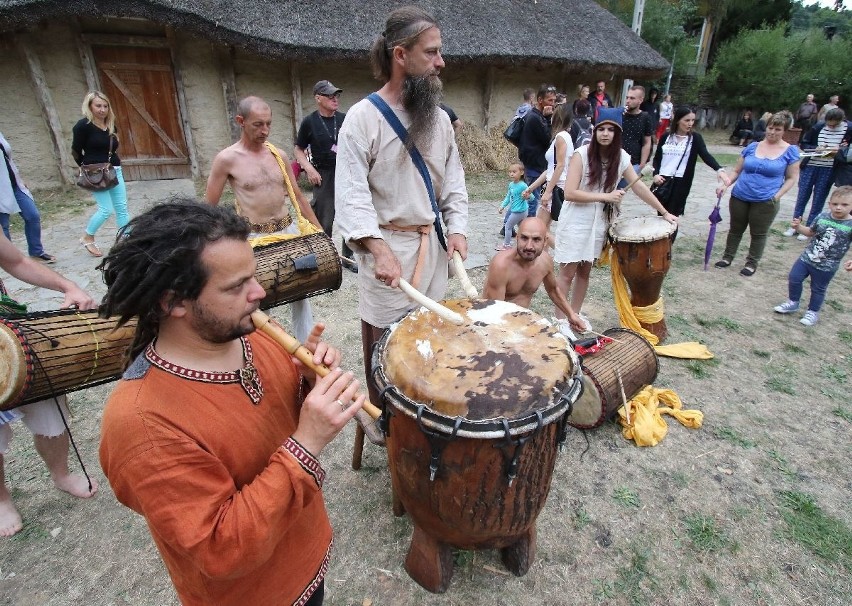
[76, 134, 118, 192]
[503, 115, 525, 147]
[650, 134, 690, 203]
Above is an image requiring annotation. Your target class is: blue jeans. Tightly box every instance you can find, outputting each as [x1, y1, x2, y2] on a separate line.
[86, 166, 129, 236]
[793, 164, 834, 226]
[524, 169, 542, 217]
[617, 164, 641, 189]
[0, 184, 46, 256]
[788, 258, 836, 312]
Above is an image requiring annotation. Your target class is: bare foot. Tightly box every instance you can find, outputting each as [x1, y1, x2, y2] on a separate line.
[0, 497, 23, 537]
[54, 473, 98, 499]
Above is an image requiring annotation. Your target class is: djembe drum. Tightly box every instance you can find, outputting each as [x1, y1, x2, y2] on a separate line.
[373, 299, 582, 593]
[253, 232, 342, 309]
[567, 328, 659, 429]
[609, 216, 677, 341]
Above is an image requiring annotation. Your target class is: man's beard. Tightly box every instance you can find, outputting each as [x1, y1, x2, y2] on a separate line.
[401, 73, 443, 152]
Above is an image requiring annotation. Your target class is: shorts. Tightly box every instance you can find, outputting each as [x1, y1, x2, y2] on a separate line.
[0, 396, 68, 454]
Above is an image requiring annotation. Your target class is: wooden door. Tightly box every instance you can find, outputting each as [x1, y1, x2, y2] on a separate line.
[92, 45, 191, 180]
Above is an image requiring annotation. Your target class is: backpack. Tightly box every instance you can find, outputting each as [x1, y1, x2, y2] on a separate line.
[571, 117, 593, 147]
[503, 115, 525, 147]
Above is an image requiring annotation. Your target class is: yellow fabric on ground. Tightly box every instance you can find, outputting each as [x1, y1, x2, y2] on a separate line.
[610, 248, 714, 360]
[618, 386, 704, 447]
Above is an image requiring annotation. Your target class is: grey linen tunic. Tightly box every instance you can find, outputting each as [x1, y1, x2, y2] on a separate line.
[335, 99, 468, 327]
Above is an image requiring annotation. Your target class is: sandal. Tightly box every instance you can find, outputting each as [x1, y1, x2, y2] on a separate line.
[31, 253, 56, 263]
[80, 238, 102, 257]
[714, 259, 732, 268]
[740, 263, 757, 277]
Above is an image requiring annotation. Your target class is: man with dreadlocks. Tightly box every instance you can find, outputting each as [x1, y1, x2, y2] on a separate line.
[335, 5, 468, 415]
[98, 200, 364, 606]
[0, 236, 97, 537]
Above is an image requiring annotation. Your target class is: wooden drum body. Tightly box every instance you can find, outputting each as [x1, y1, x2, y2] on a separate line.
[0, 310, 136, 410]
[373, 299, 582, 593]
[567, 328, 659, 429]
[253, 233, 341, 309]
[610, 216, 676, 341]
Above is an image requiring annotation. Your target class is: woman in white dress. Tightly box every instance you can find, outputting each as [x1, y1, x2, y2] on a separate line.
[523, 104, 574, 233]
[554, 108, 677, 327]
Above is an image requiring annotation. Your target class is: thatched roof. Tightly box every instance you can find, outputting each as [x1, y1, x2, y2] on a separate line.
[0, 0, 669, 77]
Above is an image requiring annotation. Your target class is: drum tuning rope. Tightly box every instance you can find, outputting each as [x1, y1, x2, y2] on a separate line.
[76, 310, 102, 386]
[12, 318, 93, 493]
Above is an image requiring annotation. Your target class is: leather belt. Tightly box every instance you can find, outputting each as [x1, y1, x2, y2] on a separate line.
[379, 223, 432, 289]
[249, 215, 293, 234]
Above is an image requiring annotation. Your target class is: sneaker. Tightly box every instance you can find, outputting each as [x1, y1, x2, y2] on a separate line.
[782, 227, 796, 237]
[800, 311, 819, 326]
[774, 300, 799, 314]
[796, 234, 808, 242]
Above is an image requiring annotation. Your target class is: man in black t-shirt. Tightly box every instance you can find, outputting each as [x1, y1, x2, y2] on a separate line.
[517, 84, 556, 218]
[295, 80, 354, 267]
[619, 85, 653, 187]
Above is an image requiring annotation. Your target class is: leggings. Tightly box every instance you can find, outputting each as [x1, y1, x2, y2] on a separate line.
[504, 211, 526, 246]
[86, 166, 129, 236]
[721, 195, 780, 265]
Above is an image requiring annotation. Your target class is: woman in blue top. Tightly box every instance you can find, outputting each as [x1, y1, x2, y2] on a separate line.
[715, 111, 801, 276]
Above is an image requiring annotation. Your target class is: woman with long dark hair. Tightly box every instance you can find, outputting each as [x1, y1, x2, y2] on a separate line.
[553, 108, 677, 329]
[651, 106, 730, 217]
[72, 91, 130, 257]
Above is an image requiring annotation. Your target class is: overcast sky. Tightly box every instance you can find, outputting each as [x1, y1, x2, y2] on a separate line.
[801, 0, 843, 8]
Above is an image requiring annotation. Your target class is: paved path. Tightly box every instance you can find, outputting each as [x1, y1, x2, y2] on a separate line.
[3, 142, 799, 309]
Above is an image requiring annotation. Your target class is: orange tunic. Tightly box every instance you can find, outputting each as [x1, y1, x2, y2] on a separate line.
[100, 332, 332, 605]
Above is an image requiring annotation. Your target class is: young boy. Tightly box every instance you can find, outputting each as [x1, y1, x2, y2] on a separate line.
[497, 162, 529, 249]
[774, 186, 852, 326]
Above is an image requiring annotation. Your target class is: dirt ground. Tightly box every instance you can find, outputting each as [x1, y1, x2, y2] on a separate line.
[1, 138, 850, 605]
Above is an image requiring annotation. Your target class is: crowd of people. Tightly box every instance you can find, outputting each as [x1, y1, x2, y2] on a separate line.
[1, 4, 851, 602]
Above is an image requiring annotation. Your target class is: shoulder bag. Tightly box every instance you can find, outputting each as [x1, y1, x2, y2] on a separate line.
[76, 134, 118, 192]
[650, 135, 690, 203]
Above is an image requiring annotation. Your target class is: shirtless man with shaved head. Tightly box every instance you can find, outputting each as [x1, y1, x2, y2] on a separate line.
[484, 217, 585, 335]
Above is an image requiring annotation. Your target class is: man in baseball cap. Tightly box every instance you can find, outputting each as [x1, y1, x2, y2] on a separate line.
[313, 80, 343, 96]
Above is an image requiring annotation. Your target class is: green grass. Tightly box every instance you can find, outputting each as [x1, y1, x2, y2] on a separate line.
[783, 342, 807, 354]
[822, 365, 848, 384]
[838, 330, 852, 345]
[713, 153, 742, 167]
[694, 315, 742, 332]
[765, 376, 796, 395]
[572, 502, 592, 530]
[833, 407, 852, 422]
[612, 486, 641, 508]
[685, 357, 719, 379]
[714, 426, 756, 448]
[824, 299, 845, 313]
[465, 170, 506, 201]
[751, 349, 772, 359]
[684, 513, 729, 551]
[614, 545, 658, 606]
[767, 449, 797, 479]
[779, 491, 852, 571]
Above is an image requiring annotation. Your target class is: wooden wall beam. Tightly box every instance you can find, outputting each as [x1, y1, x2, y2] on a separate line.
[482, 65, 495, 132]
[80, 34, 169, 48]
[15, 33, 74, 184]
[215, 45, 240, 143]
[165, 27, 199, 178]
[71, 19, 100, 92]
[290, 62, 302, 142]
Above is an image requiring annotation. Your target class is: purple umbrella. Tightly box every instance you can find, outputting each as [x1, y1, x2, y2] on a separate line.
[704, 193, 723, 270]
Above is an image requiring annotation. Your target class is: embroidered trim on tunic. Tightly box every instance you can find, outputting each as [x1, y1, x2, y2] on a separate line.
[293, 538, 333, 606]
[282, 437, 326, 488]
[145, 337, 264, 404]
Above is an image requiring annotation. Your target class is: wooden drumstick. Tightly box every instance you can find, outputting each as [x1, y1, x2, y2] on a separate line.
[397, 279, 465, 325]
[616, 368, 631, 425]
[250, 310, 382, 420]
[452, 251, 478, 299]
[621, 174, 644, 193]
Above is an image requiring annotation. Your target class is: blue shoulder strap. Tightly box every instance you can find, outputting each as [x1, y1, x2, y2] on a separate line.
[366, 93, 447, 251]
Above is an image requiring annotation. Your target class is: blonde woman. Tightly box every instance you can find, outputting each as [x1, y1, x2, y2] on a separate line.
[71, 91, 129, 257]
